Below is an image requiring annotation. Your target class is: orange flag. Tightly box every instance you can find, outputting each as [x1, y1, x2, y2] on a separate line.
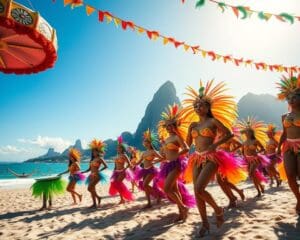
[86, 5, 95, 16]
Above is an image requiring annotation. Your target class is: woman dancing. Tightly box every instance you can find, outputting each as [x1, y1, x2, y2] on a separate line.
[82, 139, 108, 208]
[217, 129, 245, 208]
[134, 129, 164, 208]
[109, 136, 134, 204]
[277, 75, 300, 215]
[237, 117, 269, 198]
[59, 148, 85, 205]
[157, 104, 195, 222]
[265, 124, 282, 187]
[183, 80, 245, 237]
[128, 146, 140, 193]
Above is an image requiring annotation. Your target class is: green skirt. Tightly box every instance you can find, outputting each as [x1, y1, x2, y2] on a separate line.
[31, 176, 67, 200]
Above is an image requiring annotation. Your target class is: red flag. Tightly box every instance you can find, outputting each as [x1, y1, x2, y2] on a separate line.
[98, 11, 104, 22]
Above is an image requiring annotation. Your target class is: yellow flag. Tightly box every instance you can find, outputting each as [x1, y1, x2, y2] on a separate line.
[278, 66, 284, 72]
[163, 38, 169, 45]
[86, 5, 95, 16]
[216, 54, 221, 60]
[265, 13, 272, 20]
[184, 44, 189, 51]
[113, 18, 121, 27]
[136, 27, 145, 34]
[201, 50, 207, 58]
[105, 14, 113, 23]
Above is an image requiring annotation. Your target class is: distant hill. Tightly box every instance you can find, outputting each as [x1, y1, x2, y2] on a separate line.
[25, 85, 288, 163]
[25, 81, 180, 162]
[238, 93, 287, 127]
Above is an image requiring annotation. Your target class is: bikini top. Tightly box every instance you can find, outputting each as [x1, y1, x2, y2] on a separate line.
[144, 155, 154, 161]
[164, 142, 180, 151]
[191, 128, 216, 139]
[115, 156, 125, 164]
[90, 159, 100, 168]
[69, 163, 80, 173]
[219, 142, 230, 150]
[283, 115, 300, 128]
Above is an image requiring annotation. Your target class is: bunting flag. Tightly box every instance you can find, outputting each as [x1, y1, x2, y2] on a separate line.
[61, 0, 300, 74]
[193, 0, 299, 25]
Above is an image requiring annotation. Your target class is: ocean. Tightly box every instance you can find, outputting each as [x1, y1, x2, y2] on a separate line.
[0, 162, 115, 189]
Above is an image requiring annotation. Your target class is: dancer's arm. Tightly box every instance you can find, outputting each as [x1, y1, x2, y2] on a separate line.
[177, 135, 189, 156]
[186, 122, 197, 146]
[231, 139, 242, 152]
[277, 115, 287, 155]
[208, 119, 233, 151]
[99, 158, 108, 171]
[256, 140, 265, 153]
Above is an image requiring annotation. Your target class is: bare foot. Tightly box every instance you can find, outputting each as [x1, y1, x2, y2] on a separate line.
[79, 194, 83, 203]
[227, 200, 237, 209]
[142, 204, 152, 209]
[47, 206, 53, 210]
[39, 206, 47, 211]
[97, 197, 101, 207]
[71, 202, 77, 206]
[261, 185, 265, 193]
[256, 192, 262, 198]
[118, 199, 125, 205]
[89, 204, 97, 209]
[215, 208, 224, 228]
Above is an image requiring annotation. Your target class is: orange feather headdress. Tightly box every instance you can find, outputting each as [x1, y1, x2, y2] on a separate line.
[143, 129, 159, 146]
[182, 80, 237, 130]
[277, 74, 300, 101]
[157, 103, 189, 140]
[89, 139, 106, 153]
[266, 124, 282, 143]
[236, 116, 268, 146]
[69, 148, 81, 161]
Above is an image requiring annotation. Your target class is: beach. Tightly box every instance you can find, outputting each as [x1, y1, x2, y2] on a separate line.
[0, 181, 299, 240]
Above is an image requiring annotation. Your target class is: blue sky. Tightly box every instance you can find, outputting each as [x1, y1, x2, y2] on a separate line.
[0, 0, 299, 161]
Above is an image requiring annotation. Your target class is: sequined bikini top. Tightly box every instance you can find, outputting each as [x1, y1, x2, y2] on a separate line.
[164, 142, 180, 151]
[191, 128, 216, 139]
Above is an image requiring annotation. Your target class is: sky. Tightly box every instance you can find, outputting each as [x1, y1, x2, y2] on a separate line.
[0, 0, 299, 161]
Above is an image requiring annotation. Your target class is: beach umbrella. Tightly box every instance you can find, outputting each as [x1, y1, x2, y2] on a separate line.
[0, 0, 57, 74]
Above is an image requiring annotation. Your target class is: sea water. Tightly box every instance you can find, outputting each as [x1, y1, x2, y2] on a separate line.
[0, 162, 115, 189]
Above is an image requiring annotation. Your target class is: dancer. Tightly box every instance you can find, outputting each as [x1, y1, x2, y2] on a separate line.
[128, 146, 140, 193]
[183, 80, 246, 237]
[31, 175, 67, 211]
[265, 124, 282, 187]
[237, 117, 269, 198]
[217, 128, 245, 208]
[82, 139, 108, 208]
[109, 136, 134, 204]
[157, 104, 195, 222]
[134, 129, 164, 208]
[277, 74, 300, 215]
[58, 148, 85, 205]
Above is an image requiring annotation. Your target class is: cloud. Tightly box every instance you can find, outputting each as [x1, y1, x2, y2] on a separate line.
[0, 145, 30, 155]
[18, 136, 71, 152]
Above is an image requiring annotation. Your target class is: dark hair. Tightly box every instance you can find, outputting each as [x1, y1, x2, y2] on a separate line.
[68, 158, 72, 167]
[205, 101, 214, 118]
[90, 149, 99, 162]
[248, 129, 256, 140]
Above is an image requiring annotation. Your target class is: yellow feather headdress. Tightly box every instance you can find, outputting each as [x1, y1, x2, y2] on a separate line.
[89, 139, 106, 153]
[266, 124, 282, 143]
[182, 80, 237, 130]
[277, 74, 300, 101]
[157, 103, 188, 140]
[236, 116, 268, 146]
[69, 148, 81, 161]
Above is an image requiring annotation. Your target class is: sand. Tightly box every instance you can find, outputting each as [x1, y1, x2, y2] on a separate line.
[0, 182, 299, 240]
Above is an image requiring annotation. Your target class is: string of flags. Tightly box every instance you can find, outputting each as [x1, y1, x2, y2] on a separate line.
[61, 0, 300, 74]
[193, 0, 300, 25]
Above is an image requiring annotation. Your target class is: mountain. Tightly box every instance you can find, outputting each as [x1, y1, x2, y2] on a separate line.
[61, 139, 84, 156]
[25, 84, 288, 163]
[238, 93, 288, 127]
[25, 81, 180, 162]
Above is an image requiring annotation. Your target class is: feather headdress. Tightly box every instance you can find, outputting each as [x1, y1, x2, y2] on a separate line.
[69, 148, 81, 161]
[143, 129, 159, 147]
[182, 80, 237, 130]
[157, 103, 189, 140]
[89, 139, 106, 153]
[277, 74, 300, 101]
[236, 116, 268, 146]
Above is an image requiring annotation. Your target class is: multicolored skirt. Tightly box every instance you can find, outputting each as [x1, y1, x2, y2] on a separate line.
[158, 156, 187, 179]
[282, 138, 300, 155]
[111, 169, 133, 182]
[134, 166, 158, 181]
[68, 172, 86, 184]
[267, 154, 283, 165]
[184, 150, 247, 184]
[85, 172, 109, 185]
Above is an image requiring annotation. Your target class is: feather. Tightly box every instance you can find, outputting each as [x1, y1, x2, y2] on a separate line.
[195, 0, 206, 8]
[280, 13, 294, 24]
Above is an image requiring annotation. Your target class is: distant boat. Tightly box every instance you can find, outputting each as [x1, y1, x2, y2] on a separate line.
[7, 168, 35, 178]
